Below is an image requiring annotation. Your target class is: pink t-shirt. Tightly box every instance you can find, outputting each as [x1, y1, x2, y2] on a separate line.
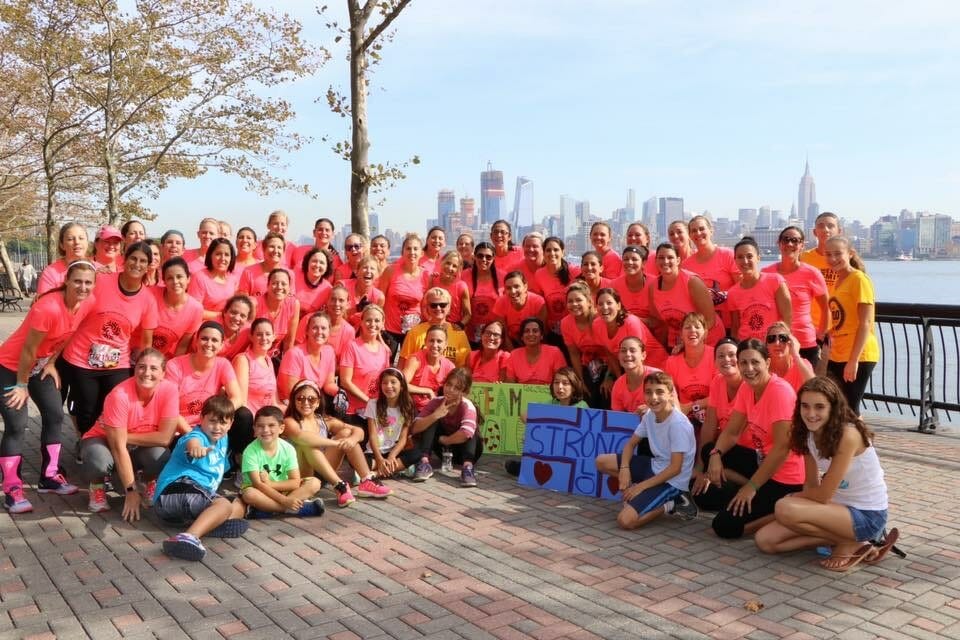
[505, 345, 567, 385]
[685, 247, 738, 291]
[493, 292, 546, 344]
[732, 375, 804, 485]
[515, 262, 542, 295]
[237, 263, 294, 301]
[36, 261, 69, 296]
[341, 280, 384, 329]
[494, 247, 524, 274]
[664, 346, 716, 404]
[534, 266, 581, 333]
[140, 287, 204, 360]
[428, 275, 469, 325]
[165, 355, 237, 426]
[726, 272, 787, 341]
[382, 267, 430, 334]
[293, 272, 333, 321]
[292, 244, 341, 272]
[468, 350, 510, 383]
[591, 314, 669, 369]
[325, 321, 356, 359]
[83, 378, 178, 440]
[610, 366, 662, 413]
[610, 275, 652, 319]
[408, 350, 456, 412]
[255, 296, 298, 354]
[762, 262, 827, 348]
[220, 327, 250, 362]
[651, 269, 725, 346]
[600, 250, 622, 278]
[187, 269, 241, 315]
[340, 339, 390, 414]
[419, 396, 479, 438]
[465, 273, 500, 343]
[255, 241, 299, 270]
[237, 351, 277, 414]
[777, 357, 813, 392]
[0, 292, 96, 371]
[708, 374, 750, 448]
[62, 274, 159, 370]
[278, 344, 336, 401]
[560, 315, 604, 365]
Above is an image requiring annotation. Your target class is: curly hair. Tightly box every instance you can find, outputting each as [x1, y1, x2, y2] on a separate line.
[789, 376, 873, 458]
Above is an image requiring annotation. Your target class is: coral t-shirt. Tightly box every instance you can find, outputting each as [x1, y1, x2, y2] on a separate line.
[493, 292, 546, 344]
[293, 272, 333, 320]
[341, 280, 384, 328]
[664, 347, 716, 404]
[600, 249, 622, 278]
[732, 375, 804, 485]
[762, 262, 827, 348]
[255, 296, 298, 354]
[237, 351, 277, 414]
[494, 247, 524, 274]
[83, 378, 178, 440]
[708, 374, 750, 447]
[136, 287, 204, 360]
[465, 273, 500, 343]
[560, 315, 605, 365]
[428, 275, 470, 325]
[609, 366, 662, 413]
[187, 269, 241, 314]
[610, 275, 652, 319]
[591, 314, 669, 369]
[0, 292, 96, 371]
[685, 247, 738, 291]
[726, 272, 787, 341]
[36, 261, 69, 296]
[408, 350, 456, 412]
[325, 321, 356, 359]
[278, 345, 336, 401]
[505, 345, 567, 385]
[469, 350, 510, 383]
[340, 339, 390, 414]
[165, 355, 237, 426]
[534, 266, 581, 333]
[382, 267, 429, 334]
[237, 263, 294, 301]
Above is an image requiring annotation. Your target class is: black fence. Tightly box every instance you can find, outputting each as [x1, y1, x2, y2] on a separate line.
[867, 302, 960, 433]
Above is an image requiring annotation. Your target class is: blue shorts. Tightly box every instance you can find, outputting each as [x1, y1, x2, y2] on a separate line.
[616, 452, 683, 515]
[847, 505, 887, 542]
[154, 479, 219, 525]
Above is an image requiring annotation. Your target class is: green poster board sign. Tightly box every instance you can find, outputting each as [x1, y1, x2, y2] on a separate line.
[469, 383, 553, 455]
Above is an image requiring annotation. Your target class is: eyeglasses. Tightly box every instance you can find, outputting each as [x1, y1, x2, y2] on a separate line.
[475, 254, 494, 261]
[428, 302, 448, 309]
[766, 334, 790, 344]
[779, 237, 803, 245]
[295, 396, 320, 404]
[482, 331, 502, 338]
[345, 244, 362, 251]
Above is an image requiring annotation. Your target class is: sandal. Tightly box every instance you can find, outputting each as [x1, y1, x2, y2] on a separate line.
[819, 543, 876, 572]
[864, 527, 900, 565]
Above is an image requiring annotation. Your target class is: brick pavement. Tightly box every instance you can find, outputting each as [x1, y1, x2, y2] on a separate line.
[1, 310, 959, 639]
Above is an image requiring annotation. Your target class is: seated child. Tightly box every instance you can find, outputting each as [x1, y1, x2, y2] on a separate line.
[157, 395, 248, 561]
[241, 406, 324, 518]
[365, 368, 422, 480]
[595, 372, 698, 529]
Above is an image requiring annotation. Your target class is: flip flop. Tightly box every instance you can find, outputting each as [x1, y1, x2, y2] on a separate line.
[819, 543, 876, 572]
[864, 528, 900, 565]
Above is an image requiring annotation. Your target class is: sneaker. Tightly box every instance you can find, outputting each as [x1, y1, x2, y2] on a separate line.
[141, 479, 157, 507]
[296, 498, 326, 518]
[162, 533, 206, 561]
[38, 474, 79, 495]
[351, 471, 361, 487]
[504, 460, 521, 477]
[245, 506, 274, 519]
[88, 482, 110, 513]
[413, 461, 433, 482]
[207, 518, 250, 538]
[234, 470, 245, 490]
[460, 465, 478, 488]
[335, 482, 356, 508]
[3, 486, 33, 514]
[669, 491, 698, 521]
[356, 477, 393, 498]
[400, 464, 416, 479]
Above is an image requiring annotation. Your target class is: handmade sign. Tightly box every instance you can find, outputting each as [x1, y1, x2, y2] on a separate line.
[518, 404, 637, 499]
[469, 383, 552, 455]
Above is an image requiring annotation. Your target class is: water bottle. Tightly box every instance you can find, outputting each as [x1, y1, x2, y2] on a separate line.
[441, 448, 453, 473]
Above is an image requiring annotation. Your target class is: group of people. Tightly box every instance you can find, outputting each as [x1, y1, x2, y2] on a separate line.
[0, 209, 895, 570]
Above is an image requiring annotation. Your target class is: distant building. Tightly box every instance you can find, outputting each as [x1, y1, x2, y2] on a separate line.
[757, 206, 772, 229]
[798, 160, 818, 232]
[642, 197, 658, 235]
[657, 197, 684, 238]
[738, 208, 758, 234]
[480, 162, 506, 225]
[513, 177, 534, 231]
[870, 216, 899, 257]
[437, 189, 456, 234]
[460, 197, 477, 229]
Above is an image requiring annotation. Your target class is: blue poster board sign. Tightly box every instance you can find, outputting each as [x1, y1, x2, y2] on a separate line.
[518, 404, 638, 500]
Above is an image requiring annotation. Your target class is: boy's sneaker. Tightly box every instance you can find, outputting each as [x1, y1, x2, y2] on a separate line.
[38, 473, 79, 495]
[296, 498, 326, 518]
[207, 518, 250, 538]
[460, 465, 478, 488]
[669, 491, 698, 521]
[413, 461, 433, 482]
[162, 533, 206, 561]
[357, 477, 393, 498]
[3, 486, 33, 514]
[335, 482, 356, 508]
[88, 482, 110, 513]
[400, 464, 416, 479]
[141, 479, 157, 507]
[245, 506, 274, 519]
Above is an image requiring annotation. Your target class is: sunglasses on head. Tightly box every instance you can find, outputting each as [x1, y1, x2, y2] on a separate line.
[766, 334, 790, 344]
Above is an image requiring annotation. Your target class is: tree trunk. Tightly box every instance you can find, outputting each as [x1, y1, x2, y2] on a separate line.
[105, 146, 120, 226]
[44, 181, 58, 265]
[0, 238, 24, 296]
[349, 20, 370, 239]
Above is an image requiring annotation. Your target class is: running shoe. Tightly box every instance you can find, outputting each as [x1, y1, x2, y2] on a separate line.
[38, 473, 79, 495]
[460, 465, 478, 488]
[296, 498, 326, 518]
[669, 491, 699, 521]
[3, 486, 33, 514]
[413, 461, 433, 482]
[162, 533, 206, 561]
[357, 477, 393, 498]
[335, 482, 356, 508]
[207, 518, 250, 538]
[88, 482, 109, 513]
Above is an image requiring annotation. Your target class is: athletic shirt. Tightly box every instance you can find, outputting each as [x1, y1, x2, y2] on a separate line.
[340, 338, 390, 415]
[828, 270, 880, 363]
[278, 344, 337, 401]
[293, 272, 333, 320]
[732, 375, 805, 485]
[774, 357, 813, 392]
[408, 350, 455, 412]
[726, 272, 788, 341]
[254, 240, 299, 269]
[220, 327, 250, 361]
[326, 320, 356, 359]
[255, 296, 298, 354]
[560, 315, 604, 365]
[762, 262, 827, 348]
[493, 246, 523, 274]
[0, 292, 97, 372]
[382, 266, 429, 334]
[664, 346, 716, 404]
[341, 279, 385, 328]
[238, 351, 277, 414]
[465, 272, 500, 343]
[469, 350, 510, 383]
[515, 261, 543, 294]
[651, 269, 725, 347]
[610, 275, 652, 319]
[505, 345, 567, 385]
[419, 396, 479, 437]
[685, 247, 738, 291]
[708, 374, 751, 448]
[807, 432, 888, 511]
[363, 401, 406, 453]
[534, 265, 581, 333]
[82, 378, 179, 440]
[237, 263, 294, 301]
[428, 275, 470, 325]
[493, 291, 546, 344]
[186, 269, 241, 314]
[609, 366, 662, 413]
[36, 260, 70, 296]
[800, 248, 837, 330]
[591, 314, 669, 369]
[165, 355, 237, 425]
[62, 273, 159, 370]
[136, 287, 203, 360]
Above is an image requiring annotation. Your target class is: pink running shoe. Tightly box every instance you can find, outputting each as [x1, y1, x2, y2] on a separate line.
[4, 486, 33, 514]
[88, 483, 109, 513]
[336, 482, 356, 508]
[356, 477, 393, 498]
[141, 479, 157, 507]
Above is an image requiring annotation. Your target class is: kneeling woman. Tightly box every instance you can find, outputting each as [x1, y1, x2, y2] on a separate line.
[755, 377, 896, 571]
[707, 338, 805, 539]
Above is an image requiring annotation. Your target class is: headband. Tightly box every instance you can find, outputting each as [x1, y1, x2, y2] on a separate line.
[292, 379, 321, 395]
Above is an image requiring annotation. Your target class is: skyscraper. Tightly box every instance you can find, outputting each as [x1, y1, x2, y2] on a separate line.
[738, 208, 758, 233]
[513, 177, 534, 230]
[657, 197, 684, 238]
[480, 162, 506, 225]
[460, 197, 477, 229]
[642, 197, 658, 233]
[560, 195, 577, 240]
[437, 189, 455, 232]
[798, 159, 818, 232]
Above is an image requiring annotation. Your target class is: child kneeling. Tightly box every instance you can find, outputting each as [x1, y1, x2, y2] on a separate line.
[596, 372, 698, 529]
[241, 406, 324, 518]
[157, 395, 249, 561]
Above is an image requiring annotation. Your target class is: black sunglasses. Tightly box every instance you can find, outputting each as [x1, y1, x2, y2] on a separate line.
[429, 302, 449, 309]
[766, 334, 790, 344]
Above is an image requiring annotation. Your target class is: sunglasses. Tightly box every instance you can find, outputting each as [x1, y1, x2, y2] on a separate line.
[766, 334, 790, 344]
[429, 302, 449, 309]
[345, 244, 363, 251]
[295, 395, 320, 403]
[780, 237, 803, 245]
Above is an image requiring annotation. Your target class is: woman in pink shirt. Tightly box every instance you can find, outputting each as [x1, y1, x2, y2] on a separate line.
[667, 220, 696, 264]
[187, 237, 241, 320]
[504, 318, 567, 385]
[493, 271, 546, 347]
[234, 227, 259, 270]
[0, 261, 97, 513]
[279, 312, 339, 403]
[609, 336, 662, 415]
[465, 242, 501, 346]
[92, 225, 123, 274]
[686, 215, 739, 328]
[626, 222, 651, 251]
[649, 243, 724, 348]
[144, 257, 203, 360]
[727, 236, 792, 342]
[160, 230, 186, 264]
[217, 295, 253, 361]
[576, 251, 612, 301]
[334, 233, 368, 281]
[490, 220, 524, 274]
[339, 304, 391, 425]
[237, 232, 290, 303]
[516, 233, 545, 293]
[428, 251, 470, 327]
[593, 288, 669, 378]
[765, 322, 815, 392]
[182, 217, 220, 270]
[590, 222, 622, 278]
[402, 325, 456, 412]
[37, 223, 90, 295]
[342, 256, 384, 328]
[707, 338, 805, 539]
[611, 246, 653, 323]
[468, 320, 510, 383]
[419, 227, 446, 274]
[534, 237, 579, 337]
[370, 235, 391, 275]
[294, 247, 334, 327]
[663, 312, 716, 426]
[323, 285, 357, 358]
[378, 233, 429, 351]
[561, 282, 605, 406]
[231, 318, 280, 468]
[255, 268, 300, 362]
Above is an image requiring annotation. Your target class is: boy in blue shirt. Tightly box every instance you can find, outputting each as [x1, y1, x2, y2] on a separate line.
[596, 372, 698, 529]
[157, 395, 248, 561]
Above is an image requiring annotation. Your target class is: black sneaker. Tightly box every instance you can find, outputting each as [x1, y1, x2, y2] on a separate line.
[669, 491, 698, 521]
[207, 518, 250, 538]
[504, 460, 521, 477]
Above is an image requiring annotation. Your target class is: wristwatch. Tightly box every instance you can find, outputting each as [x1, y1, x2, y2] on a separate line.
[125, 485, 137, 493]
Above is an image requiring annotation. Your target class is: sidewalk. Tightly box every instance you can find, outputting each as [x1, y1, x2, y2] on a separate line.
[1, 311, 959, 639]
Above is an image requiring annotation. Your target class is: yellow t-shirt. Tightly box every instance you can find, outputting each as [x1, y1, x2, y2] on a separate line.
[399, 322, 470, 367]
[828, 270, 879, 363]
[800, 248, 838, 331]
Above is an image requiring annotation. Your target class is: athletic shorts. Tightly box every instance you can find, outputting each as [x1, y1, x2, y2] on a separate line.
[154, 479, 218, 525]
[616, 452, 683, 515]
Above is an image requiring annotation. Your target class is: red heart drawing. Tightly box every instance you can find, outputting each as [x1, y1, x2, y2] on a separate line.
[533, 461, 553, 485]
[607, 476, 620, 494]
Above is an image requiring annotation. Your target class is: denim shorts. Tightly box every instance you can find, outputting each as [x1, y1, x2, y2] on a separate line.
[154, 479, 218, 525]
[847, 505, 888, 542]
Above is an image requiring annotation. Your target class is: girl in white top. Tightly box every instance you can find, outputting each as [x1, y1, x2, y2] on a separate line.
[755, 376, 896, 572]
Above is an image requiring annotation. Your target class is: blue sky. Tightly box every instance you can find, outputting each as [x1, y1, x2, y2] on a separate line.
[150, 0, 960, 241]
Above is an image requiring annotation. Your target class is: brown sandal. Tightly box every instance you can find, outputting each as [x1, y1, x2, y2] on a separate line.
[819, 543, 876, 572]
[864, 528, 900, 565]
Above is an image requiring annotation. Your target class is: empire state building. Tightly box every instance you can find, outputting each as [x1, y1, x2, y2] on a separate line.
[797, 160, 818, 232]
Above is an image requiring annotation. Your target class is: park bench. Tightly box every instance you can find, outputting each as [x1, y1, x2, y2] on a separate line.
[0, 272, 24, 312]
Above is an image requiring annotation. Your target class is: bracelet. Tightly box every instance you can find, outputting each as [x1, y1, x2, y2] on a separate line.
[3, 383, 27, 391]
[747, 479, 759, 492]
[708, 448, 721, 457]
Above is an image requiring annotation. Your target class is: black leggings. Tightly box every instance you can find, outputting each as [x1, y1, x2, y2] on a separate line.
[57, 359, 132, 436]
[412, 420, 484, 464]
[0, 366, 65, 464]
[230, 407, 256, 464]
[826, 360, 876, 414]
[692, 443, 759, 512]
[711, 478, 802, 539]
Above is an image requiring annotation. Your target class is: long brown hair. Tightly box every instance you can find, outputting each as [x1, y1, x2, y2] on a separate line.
[790, 376, 873, 458]
[375, 368, 415, 429]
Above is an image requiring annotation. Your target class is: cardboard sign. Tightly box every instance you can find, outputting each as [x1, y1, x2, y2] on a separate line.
[469, 383, 553, 455]
[518, 404, 637, 499]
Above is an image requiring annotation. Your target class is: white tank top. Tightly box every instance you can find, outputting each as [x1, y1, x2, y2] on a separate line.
[808, 432, 888, 511]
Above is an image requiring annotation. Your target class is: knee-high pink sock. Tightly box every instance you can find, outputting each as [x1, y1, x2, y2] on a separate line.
[43, 443, 61, 478]
[0, 456, 22, 493]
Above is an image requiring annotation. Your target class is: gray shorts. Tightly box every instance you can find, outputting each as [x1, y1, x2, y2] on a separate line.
[154, 479, 219, 525]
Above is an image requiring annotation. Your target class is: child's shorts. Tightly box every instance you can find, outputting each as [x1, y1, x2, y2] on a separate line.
[847, 505, 887, 542]
[154, 479, 219, 524]
[616, 452, 683, 516]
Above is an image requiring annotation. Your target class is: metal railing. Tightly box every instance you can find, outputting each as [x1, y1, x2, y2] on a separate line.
[867, 302, 960, 433]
